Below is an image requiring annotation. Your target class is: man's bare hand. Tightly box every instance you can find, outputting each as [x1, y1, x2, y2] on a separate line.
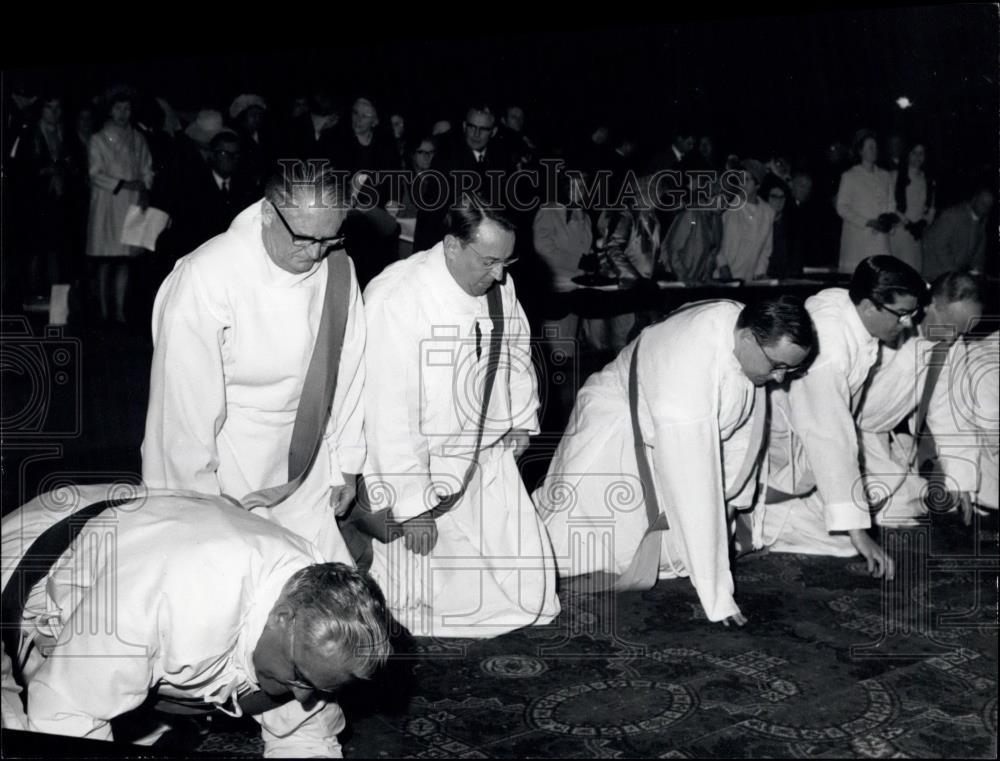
[330, 474, 358, 516]
[503, 429, 531, 459]
[398, 517, 438, 556]
[848, 529, 895, 580]
[721, 611, 748, 628]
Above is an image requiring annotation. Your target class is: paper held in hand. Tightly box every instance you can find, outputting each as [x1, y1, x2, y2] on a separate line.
[121, 205, 171, 251]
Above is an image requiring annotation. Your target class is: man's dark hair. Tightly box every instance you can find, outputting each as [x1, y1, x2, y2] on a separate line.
[209, 131, 240, 152]
[930, 270, 984, 305]
[443, 192, 516, 244]
[465, 103, 495, 120]
[851, 128, 878, 163]
[264, 164, 347, 209]
[848, 255, 927, 307]
[737, 295, 816, 351]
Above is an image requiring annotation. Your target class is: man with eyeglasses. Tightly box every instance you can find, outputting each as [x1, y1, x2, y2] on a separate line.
[1, 483, 390, 756]
[349, 192, 560, 638]
[143, 166, 366, 569]
[535, 296, 815, 627]
[166, 130, 256, 257]
[750, 256, 927, 576]
[412, 103, 513, 253]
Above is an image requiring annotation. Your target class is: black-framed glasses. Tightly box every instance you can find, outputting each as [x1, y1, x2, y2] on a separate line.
[270, 201, 347, 252]
[464, 122, 494, 136]
[875, 301, 921, 324]
[768, 191, 786, 200]
[467, 241, 518, 269]
[752, 331, 804, 376]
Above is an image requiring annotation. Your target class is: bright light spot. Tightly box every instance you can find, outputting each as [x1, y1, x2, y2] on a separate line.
[896, 96, 913, 109]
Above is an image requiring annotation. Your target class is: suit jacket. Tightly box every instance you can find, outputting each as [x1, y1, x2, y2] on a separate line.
[280, 114, 343, 164]
[413, 142, 514, 252]
[167, 163, 257, 255]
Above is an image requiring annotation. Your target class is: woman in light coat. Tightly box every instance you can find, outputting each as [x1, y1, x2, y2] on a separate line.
[85, 87, 153, 323]
[836, 129, 895, 273]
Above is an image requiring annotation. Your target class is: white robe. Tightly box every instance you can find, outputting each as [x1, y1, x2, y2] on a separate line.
[1, 484, 346, 757]
[141, 201, 365, 563]
[757, 289, 879, 555]
[362, 243, 560, 638]
[760, 330, 993, 552]
[534, 301, 760, 623]
[929, 332, 999, 510]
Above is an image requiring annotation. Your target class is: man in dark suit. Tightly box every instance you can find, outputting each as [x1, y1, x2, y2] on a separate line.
[168, 131, 256, 256]
[279, 91, 344, 165]
[413, 104, 513, 253]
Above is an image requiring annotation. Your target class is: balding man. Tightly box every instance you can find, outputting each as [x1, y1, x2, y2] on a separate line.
[142, 166, 365, 564]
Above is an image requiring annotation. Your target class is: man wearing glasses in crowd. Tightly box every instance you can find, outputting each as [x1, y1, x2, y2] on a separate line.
[143, 165, 366, 573]
[413, 103, 513, 252]
[749, 255, 927, 576]
[351, 192, 560, 639]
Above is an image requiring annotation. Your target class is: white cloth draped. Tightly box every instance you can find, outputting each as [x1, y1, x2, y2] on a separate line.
[142, 201, 364, 564]
[0, 485, 345, 757]
[362, 244, 559, 638]
[535, 301, 760, 623]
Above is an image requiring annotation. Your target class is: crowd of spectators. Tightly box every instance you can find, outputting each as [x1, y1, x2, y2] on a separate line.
[3, 83, 995, 337]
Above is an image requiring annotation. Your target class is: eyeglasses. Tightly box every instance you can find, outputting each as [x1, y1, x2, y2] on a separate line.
[270, 202, 347, 252]
[283, 620, 315, 693]
[875, 301, 921, 324]
[467, 241, 518, 269]
[752, 332, 804, 376]
[464, 123, 494, 136]
[415, 149, 435, 156]
[768, 192, 786, 200]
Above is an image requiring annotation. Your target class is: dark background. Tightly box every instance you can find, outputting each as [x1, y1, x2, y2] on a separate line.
[4, 5, 997, 184]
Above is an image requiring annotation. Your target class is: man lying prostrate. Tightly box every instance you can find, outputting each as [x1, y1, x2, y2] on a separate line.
[928, 327, 999, 521]
[749, 256, 927, 578]
[1, 484, 391, 758]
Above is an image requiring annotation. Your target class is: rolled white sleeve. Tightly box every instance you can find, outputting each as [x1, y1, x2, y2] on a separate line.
[646, 349, 741, 623]
[362, 287, 435, 521]
[788, 354, 871, 532]
[506, 283, 540, 435]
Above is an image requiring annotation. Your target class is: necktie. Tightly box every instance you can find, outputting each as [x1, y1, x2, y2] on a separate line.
[475, 321, 483, 361]
[222, 179, 230, 194]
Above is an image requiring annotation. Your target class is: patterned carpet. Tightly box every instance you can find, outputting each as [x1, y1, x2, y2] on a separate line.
[2, 317, 997, 759]
[180, 513, 998, 759]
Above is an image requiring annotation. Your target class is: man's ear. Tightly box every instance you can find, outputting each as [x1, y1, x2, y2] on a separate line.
[858, 297, 877, 317]
[443, 235, 459, 260]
